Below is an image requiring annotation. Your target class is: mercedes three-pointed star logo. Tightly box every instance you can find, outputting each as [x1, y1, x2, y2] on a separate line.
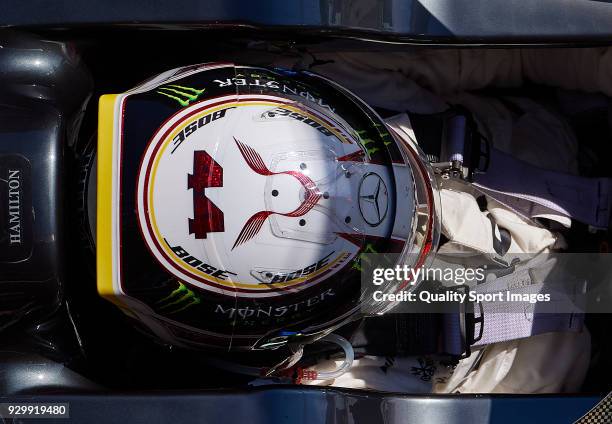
[358, 172, 389, 227]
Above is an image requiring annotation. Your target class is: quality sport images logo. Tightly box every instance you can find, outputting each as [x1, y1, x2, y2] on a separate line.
[135, 94, 361, 298]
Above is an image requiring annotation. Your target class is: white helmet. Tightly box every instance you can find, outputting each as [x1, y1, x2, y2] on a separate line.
[93, 63, 439, 353]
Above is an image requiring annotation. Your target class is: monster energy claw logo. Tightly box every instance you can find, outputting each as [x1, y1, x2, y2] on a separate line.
[156, 85, 206, 107]
[156, 282, 201, 314]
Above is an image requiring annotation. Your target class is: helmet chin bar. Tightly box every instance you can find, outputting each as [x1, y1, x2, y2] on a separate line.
[357, 130, 441, 317]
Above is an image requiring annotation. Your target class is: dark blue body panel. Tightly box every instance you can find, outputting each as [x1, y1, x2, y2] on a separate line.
[1, 0, 612, 42]
[0, 388, 602, 424]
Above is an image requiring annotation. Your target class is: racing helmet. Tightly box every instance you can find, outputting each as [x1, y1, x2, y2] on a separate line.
[89, 63, 439, 353]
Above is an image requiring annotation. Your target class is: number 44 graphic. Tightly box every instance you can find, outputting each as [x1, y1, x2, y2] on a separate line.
[188, 151, 225, 238]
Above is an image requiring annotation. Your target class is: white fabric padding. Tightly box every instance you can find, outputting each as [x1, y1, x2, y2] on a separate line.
[435, 329, 591, 394]
[302, 356, 448, 393]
